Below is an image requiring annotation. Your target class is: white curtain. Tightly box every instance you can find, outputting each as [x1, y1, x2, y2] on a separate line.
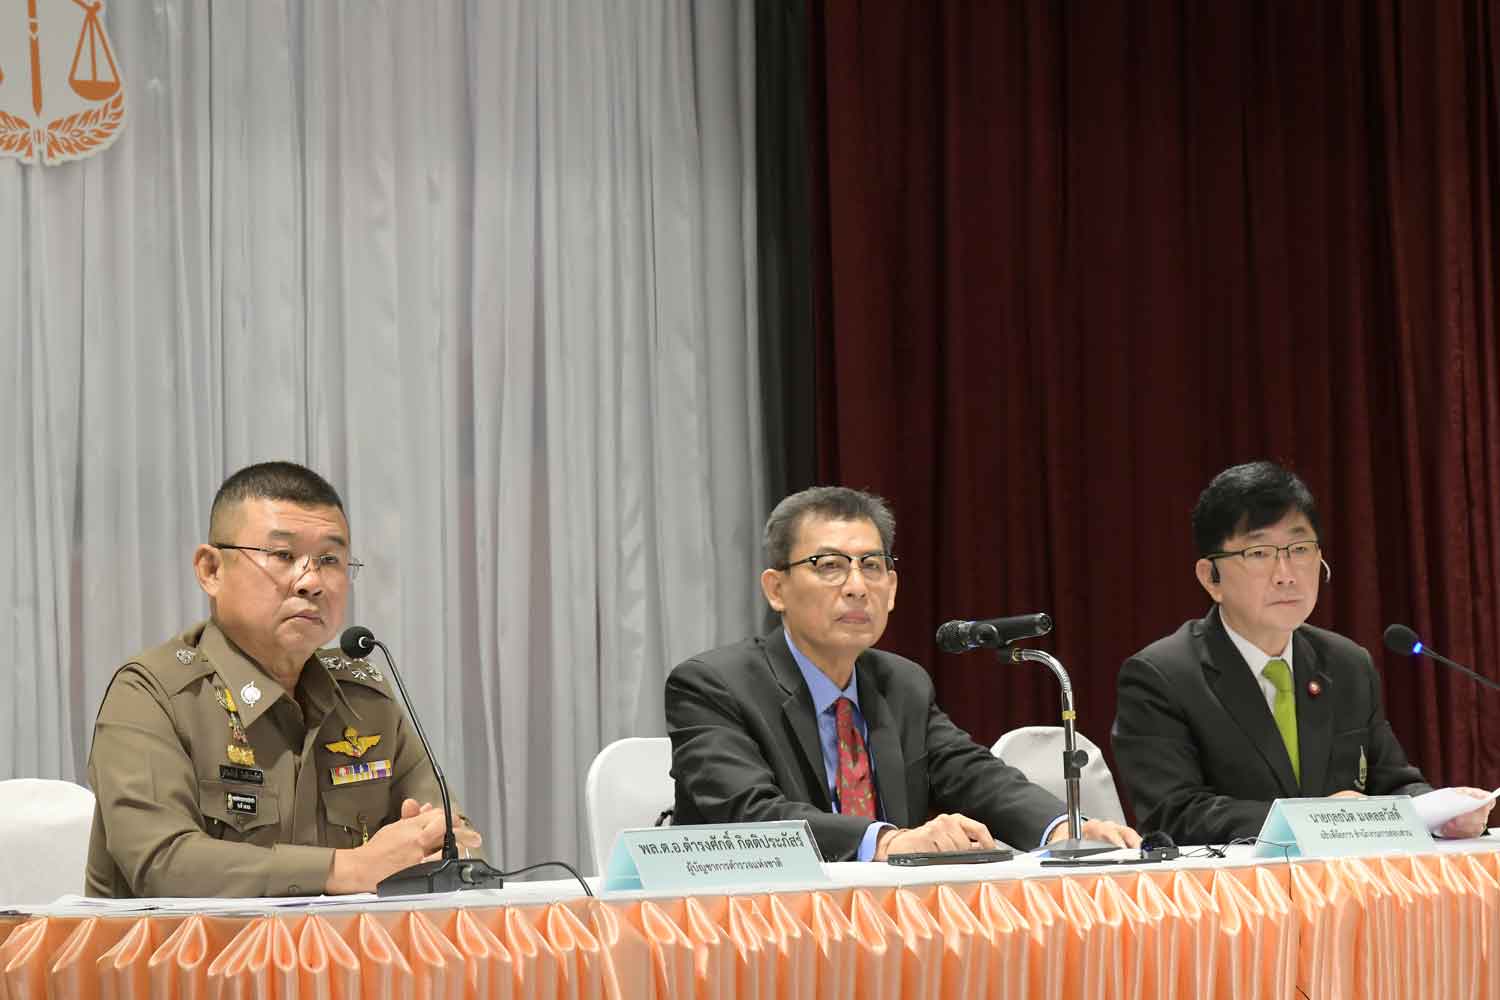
[1, 0, 765, 875]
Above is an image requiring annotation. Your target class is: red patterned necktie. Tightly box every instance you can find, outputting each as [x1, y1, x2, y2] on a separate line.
[834, 697, 876, 819]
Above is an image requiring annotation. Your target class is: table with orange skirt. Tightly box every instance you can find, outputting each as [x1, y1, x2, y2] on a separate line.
[3, 838, 1499, 999]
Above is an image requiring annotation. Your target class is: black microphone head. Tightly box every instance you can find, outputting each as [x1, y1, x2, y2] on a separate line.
[1383, 623, 1421, 656]
[340, 625, 377, 659]
[1034, 612, 1054, 636]
[973, 622, 1001, 645]
[935, 620, 970, 653]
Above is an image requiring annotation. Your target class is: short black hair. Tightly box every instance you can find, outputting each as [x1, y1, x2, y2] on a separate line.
[764, 486, 895, 568]
[209, 461, 345, 537]
[1192, 461, 1320, 556]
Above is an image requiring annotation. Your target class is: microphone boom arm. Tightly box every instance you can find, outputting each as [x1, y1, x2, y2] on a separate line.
[341, 628, 505, 896]
[1419, 648, 1500, 693]
[369, 638, 458, 860]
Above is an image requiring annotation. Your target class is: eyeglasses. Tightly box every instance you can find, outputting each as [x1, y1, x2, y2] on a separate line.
[1205, 540, 1320, 576]
[780, 551, 897, 585]
[211, 543, 363, 582]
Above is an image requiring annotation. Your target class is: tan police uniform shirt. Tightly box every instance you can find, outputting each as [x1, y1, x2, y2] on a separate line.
[85, 620, 443, 898]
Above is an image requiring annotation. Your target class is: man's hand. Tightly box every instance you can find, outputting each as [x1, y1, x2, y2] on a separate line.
[1438, 788, 1494, 840]
[403, 799, 485, 860]
[325, 798, 448, 894]
[1330, 790, 1367, 799]
[1048, 819, 1142, 849]
[874, 813, 997, 860]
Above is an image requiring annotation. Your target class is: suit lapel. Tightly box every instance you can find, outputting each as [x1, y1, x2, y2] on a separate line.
[856, 657, 909, 828]
[1199, 608, 1301, 796]
[764, 630, 833, 811]
[1291, 629, 1334, 795]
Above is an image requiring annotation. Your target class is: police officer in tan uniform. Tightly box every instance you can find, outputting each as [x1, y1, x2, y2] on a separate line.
[86, 461, 480, 898]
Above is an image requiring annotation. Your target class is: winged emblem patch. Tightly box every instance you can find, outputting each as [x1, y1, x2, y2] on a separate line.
[324, 725, 381, 759]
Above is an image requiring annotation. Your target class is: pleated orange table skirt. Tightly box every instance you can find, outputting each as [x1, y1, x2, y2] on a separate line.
[3, 850, 1498, 999]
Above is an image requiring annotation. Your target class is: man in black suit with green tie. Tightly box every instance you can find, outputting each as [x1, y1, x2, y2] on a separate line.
[1111, 461, 1492, 845]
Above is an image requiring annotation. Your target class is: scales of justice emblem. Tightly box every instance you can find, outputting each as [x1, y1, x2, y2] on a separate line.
[0, 0, 125, 165]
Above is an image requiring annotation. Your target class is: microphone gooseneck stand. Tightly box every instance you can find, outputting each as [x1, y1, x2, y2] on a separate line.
[360, 636, 508, 896]
[997, 645, 1119, 858]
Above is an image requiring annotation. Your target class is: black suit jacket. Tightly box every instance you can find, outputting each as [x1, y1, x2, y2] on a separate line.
[665, 629, 1065, 861]
[1111, 606, 1430, 845]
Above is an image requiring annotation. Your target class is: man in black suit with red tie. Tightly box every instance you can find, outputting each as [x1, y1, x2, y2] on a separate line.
[1111, 461, 1493, 845]
[666, 486, 1140, 861]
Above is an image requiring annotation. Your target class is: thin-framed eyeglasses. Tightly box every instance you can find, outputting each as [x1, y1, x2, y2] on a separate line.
[211, 543, 363, 582]
[780, 551, 897, 585]
[1205, 540, 1320, 576]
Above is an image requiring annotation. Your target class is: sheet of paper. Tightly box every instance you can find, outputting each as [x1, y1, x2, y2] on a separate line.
[1411, 787, 1500, 832]
[29, 883, 581, 916]
[36, 892, 380, 915]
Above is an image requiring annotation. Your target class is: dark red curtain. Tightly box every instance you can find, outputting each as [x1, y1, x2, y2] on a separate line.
[807, 0, 1500, 801]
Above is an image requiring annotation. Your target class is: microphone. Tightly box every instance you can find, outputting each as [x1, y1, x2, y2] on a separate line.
[1383, 623, 1500, 693]
[340, 626, 506, 895]
[936, 612, 1053, 653]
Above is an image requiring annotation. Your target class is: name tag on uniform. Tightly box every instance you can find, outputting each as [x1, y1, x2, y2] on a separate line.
[219, 764, 264, 785]
[331, 759, 392, 786]
[226, 792, 258, 815]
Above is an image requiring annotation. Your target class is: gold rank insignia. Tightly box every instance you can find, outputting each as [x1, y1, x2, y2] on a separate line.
[215, 683, 255, 765]
[325, 725, 381, 759]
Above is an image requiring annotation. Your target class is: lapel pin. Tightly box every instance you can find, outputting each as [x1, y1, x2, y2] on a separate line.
[240, 681, 262, 707]
[1307, 679, 1323, 698]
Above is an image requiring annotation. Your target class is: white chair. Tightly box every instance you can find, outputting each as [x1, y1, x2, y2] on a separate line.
[583, 737, 675, 875]
[991, 726, 1128, 826]
[0, 778, 97, 905]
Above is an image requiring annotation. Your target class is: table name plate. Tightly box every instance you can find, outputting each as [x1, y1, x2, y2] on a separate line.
[602, 821, 829, 893]
[1255, 795, 1434, 859]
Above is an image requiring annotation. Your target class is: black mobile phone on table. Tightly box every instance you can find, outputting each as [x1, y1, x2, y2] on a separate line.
[887, 848, 1015, 866]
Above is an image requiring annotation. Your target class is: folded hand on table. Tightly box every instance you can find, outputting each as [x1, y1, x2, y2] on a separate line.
[1048, 818, 1142, 849]
[406, 798, 484, 860]
[874, 813, 996, 860]
[326, 797, 448, 893]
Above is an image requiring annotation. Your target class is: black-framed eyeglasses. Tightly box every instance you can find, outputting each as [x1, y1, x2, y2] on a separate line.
[211, 543, 364, 581]
[779, 551, 896, 585]
[1205, 540, 1320, 576]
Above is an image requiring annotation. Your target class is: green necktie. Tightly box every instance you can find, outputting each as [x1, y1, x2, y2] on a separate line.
[1262, 658, 1300, 784]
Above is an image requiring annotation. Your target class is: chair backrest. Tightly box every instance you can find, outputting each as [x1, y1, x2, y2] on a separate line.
[583, 737, 674, 875]
[0, 778, 97, 905]
[991, 726, 1127, 826]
